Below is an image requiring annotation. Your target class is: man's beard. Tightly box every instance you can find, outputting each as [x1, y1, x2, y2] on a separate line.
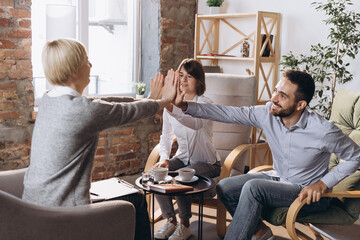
[270, 102, 297, 117]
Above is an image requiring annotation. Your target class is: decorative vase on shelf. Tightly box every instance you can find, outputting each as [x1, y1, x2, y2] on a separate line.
[261, 34, 273, 57]
[209, 6, 220, 14]
[241, 39, 250, 57]
[135, 94, 144, 99]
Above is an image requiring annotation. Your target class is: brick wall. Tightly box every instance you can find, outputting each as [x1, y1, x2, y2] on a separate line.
[160, 0, 196, 73]
[92, 116, 162, 181]
[0, 0, 33, 170]
[91, 97, 162, 181]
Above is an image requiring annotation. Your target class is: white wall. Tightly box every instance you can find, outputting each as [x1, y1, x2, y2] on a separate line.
[198, 0, 360, 92]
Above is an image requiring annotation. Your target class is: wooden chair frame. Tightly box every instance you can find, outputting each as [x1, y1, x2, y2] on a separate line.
[249, 165, 360, 240]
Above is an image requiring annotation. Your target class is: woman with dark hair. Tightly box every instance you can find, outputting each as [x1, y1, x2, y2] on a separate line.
[153, 58, 221, 240]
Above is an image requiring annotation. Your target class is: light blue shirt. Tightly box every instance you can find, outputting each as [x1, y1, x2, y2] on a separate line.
[185, 101, 360, 188]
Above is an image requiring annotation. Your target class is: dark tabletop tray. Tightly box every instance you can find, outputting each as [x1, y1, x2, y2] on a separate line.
[135, 172, 215, 196]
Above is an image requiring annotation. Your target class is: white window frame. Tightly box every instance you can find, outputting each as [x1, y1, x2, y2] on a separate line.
[79, 0, 141, 97]
[32, 0, 141, 105]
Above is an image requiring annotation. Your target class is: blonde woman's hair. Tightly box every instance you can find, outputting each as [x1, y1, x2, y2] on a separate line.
[42, 39, 88, 86]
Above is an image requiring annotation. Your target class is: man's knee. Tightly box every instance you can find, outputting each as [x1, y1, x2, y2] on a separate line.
[216, 177, 232, 199]
[241, 179, 266, 201]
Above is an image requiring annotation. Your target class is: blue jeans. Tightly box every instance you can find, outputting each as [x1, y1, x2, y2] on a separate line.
[216, 173, 331, 240]
[156, 157, 221, 220]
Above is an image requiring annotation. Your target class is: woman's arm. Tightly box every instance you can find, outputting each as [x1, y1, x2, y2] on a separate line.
[86, 70, 178, 132]
[158, 110, 175, 163]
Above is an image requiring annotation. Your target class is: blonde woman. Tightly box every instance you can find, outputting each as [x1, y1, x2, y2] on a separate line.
[22, 39, 176, 240]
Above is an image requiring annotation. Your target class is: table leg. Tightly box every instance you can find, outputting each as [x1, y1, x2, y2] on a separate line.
[152, 192, 155, 240]
[197, 192, 204, 240]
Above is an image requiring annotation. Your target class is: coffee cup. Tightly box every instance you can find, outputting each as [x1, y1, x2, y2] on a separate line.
[178, 168, 195, 181]
[152, 167, 168, 182]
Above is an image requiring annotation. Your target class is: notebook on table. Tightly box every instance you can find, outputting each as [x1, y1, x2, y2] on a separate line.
[90, 177, 139, 202]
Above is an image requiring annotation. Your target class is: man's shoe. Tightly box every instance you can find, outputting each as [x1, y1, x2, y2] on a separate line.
[251, 227, 274, 240]
[168, 223, 191, 240]
[154, 219, 176, 239]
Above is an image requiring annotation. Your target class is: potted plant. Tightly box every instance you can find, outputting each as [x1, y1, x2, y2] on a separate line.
[206, 0, 224, 14]
[134, 82, 146, 99]
[281, 0, 360, 119]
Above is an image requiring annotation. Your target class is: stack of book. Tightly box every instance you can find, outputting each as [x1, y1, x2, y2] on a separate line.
[149, 183, 193, 194]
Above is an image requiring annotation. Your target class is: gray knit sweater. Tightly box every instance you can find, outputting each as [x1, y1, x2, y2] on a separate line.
[22, 94, 159, 207]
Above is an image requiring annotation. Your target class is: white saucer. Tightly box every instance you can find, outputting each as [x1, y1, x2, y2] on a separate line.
[154, 175, 173, 183]
[165, 175, 172, 182]
[175, 175, 199, 183]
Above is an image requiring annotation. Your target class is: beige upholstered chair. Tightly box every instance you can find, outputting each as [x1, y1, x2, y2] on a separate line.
[145, 73, 259, 237]
[0, 168, 136, 240]
[205, 73, 257, 173]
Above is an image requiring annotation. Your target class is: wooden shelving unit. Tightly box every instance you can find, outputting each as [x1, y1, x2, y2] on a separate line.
[194, 11, 281, 168]
[194, 11, 281, 105]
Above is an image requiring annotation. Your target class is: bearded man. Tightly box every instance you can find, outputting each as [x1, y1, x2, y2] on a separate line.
[170, 70, 360, 240]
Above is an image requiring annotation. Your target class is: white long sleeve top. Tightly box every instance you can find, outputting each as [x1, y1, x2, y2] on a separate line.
[159, 95, 220, 165]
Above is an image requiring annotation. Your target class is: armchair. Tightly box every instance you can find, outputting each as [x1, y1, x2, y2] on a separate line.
[249, 89, 360, 239]
[145, 73, 267, 237]
[0, 168, 136, 240]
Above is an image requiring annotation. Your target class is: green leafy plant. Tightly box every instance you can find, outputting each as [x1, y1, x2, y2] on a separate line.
[281, 0, 360, 119]
[134, 82, 146, 95]
[206, 0, 224, 7]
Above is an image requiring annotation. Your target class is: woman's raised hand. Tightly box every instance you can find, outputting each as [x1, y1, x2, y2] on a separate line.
[148, 72, 164, 99]
[162, 69, 178, 103]
[173, 72, 185, 107]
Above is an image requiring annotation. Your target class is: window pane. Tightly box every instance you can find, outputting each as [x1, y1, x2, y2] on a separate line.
[32, 0, 136, 102]
[88, 0, 132, 95]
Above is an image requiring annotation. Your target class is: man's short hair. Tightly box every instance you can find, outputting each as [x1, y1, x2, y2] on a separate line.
[284, 70, 315, 105]
[42, 39, 88, 86]
[177, 58, 206, 96]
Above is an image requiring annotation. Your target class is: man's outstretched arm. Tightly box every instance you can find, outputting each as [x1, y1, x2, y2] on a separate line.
[170, 77, 262, 127]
